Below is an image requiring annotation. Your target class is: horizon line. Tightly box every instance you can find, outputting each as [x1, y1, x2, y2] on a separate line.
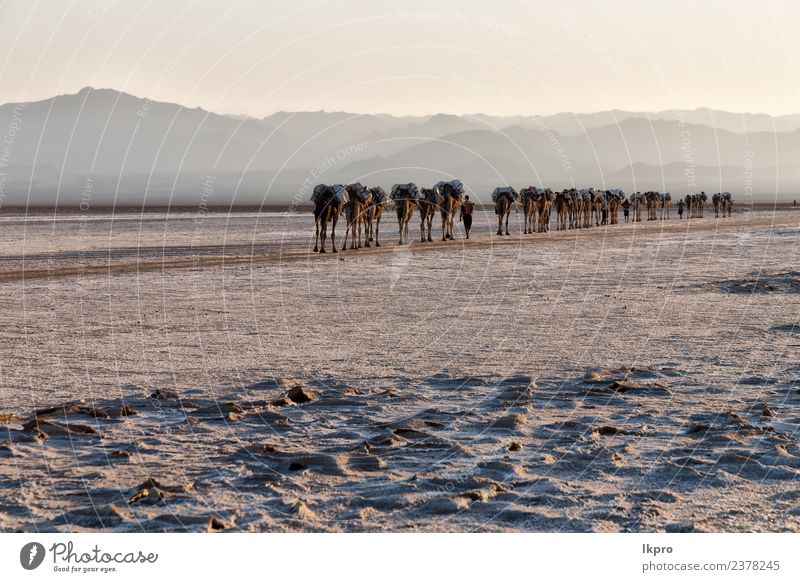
[3, 86, 799, 121]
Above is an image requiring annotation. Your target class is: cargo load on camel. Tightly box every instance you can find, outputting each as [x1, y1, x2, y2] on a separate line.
[346, 182, 369, 203]
[491, 186, 518, 203]
[390, 183, 419, 200]
[368, 186, 387, 203]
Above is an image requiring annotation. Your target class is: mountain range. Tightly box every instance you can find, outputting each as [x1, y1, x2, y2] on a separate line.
[0, 87, 796, 206]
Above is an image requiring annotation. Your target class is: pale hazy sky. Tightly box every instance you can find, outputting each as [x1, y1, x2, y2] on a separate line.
[1, 0, 798, 117]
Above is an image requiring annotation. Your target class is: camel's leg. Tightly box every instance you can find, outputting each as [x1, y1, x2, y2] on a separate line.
[504, 212, 510, 235]
[319, 220, 328, 253]
[314, 219, 320, 252]
[375, 217, 381, 246]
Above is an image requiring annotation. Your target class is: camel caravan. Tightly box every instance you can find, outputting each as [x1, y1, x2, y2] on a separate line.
[311, 181, 733, 252]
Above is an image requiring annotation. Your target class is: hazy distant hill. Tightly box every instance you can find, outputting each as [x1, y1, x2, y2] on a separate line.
[0, 87, 796, 206]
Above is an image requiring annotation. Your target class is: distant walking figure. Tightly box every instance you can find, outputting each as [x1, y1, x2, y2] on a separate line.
[622, 199, 630, 222]
[677, 199, 685, 219]
[460, 195, 475, 239]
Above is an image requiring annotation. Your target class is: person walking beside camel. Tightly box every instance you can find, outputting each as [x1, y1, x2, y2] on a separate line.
[460, 195, 475, 239]
[677, 198, 685, 219]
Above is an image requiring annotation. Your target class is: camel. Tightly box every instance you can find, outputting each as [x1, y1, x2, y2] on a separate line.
[342, 182, 369, 250]
[311, 184, 348, 253]
[418, 186, 438, 242]
[391, 183, 418, 246]
[607, 190, 625, 225]
[538, 189, 554, 232]
[590, 191, 604, 226]
[492, 186, 518, 236]
[364, 186, 387, 247]
[599, 191, 610, 225]
[696, 192, 708, 218]
[712, 193, 723, 218]
[554, 190, 571, 231]
[569, 189, 580, 228]
[659, 192, 672, 220]
[436, 179, 464, 241]
[630, 192, 643, 222]
[722, 192, 733, 217]
[644, 191, 660, 221]
[570, 189, 587, 229]
[582, 189, 593, 228]
[520, 187, 537, 234]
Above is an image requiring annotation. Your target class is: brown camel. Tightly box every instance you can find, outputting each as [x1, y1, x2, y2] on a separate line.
[418, 187, 438, 242]
[342, 182, 369, 250]
[582, 190, 593, 228]
[391, 183, 418, 245]
[659, 192, 671, 220]
[613, 191, 626, 224]
[645, 191, 660, 221]
[311, 184, 348, 253]
[520, 187, 537, 234]
[492, 186, 518, 236]
[436, 179, 464, 240]
[364, 186, 387, 247]
[722, 192, 733, 217]
[569, 189, 585, 229]
[631, 192, 643, 222]
[554, 190, 570, 231]
[712, 193, 722, 218]
[539, 189, 554, 232]
[696, 192, 708, 217]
